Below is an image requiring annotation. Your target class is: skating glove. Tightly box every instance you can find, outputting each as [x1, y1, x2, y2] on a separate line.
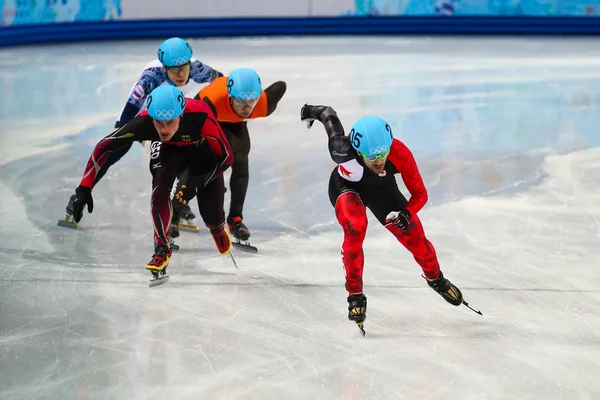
[386, 209, 412, 231]
[73, 186, 94, 223]
[174, 184, 196, 205]
[300, 104, 316, 129]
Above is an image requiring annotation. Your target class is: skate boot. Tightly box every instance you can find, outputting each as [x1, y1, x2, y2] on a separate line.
[426, 272, 463, 306]
[178, 203, 199, 232]
[227, 215, 257, 253]
[210, 225, 232, 255]
[147, 245, 172, 287]
[227, 216, 251, 241]
[347, 293, 367, 337]
[57, 194, 78, 229]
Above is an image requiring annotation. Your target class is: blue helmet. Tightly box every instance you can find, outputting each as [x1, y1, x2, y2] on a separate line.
[226, 68, 262, 100]
[349, 116, 393, 155]
[146, 85, 186, 121]
[158, 37, 193, 67]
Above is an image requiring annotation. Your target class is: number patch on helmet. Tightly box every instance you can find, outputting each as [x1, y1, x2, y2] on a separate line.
[385, 123, 392, 140]
[226, 78, 234, 94]
[349, 128, 363, 149]
[178, 93, 186, 110]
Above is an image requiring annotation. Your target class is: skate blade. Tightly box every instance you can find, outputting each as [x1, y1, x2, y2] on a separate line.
[462, 299, 483, 315]
[178, 223, 199, 232]
[149, 274, 170, 288]
[57, 219, 78, 229]
[232, 241, 258, 253]
[356, 322, 366, 337]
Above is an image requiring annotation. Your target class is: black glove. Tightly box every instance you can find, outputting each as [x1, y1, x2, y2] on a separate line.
[300, 104, 316, 128]
[386, 209, 412, 231]
[72, 186, 94, 223]
[174, 184, 197, 205]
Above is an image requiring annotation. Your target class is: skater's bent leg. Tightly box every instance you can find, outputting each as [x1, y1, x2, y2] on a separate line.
[335, 191, 368, 294]
[92, 142, 134, 187]
[229, 151, 249, 218]
[385, 214, 441, 280]
[227, 124, 251, 218]
[150, 146, 180, 247]
[197, 174, 226, 229]
[151, 180, 173, 247]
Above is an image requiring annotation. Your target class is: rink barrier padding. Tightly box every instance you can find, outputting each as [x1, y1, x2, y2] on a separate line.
[2, 16, 600, 47]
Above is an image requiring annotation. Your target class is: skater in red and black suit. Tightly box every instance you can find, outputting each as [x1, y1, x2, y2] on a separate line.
[300, 104, 467, 333]
[72, 86, 233, 278]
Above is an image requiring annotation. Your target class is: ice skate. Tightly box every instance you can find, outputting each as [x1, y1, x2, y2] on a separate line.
[210, 225, 232, 255]
[228, 216, 257, 253]
[426, 272, 463, 306]
[425, 273, 483, 315]
[57, 194, 79, 229]
[147, 245, 172, 287]
[178, 203, 199, 232]
[423, 271, 483, 316]
[347, 293, 367, 337]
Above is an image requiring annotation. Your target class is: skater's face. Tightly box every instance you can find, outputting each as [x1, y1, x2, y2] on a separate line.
[361, 151, 389, 174]
[153, 117, 181, 141]
[230, 97, 259, 119]
[165, 63, 191, 86]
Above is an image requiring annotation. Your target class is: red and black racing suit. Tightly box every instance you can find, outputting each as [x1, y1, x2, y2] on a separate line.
[79, 99, 232, 247]
[304, 105, 441, 294]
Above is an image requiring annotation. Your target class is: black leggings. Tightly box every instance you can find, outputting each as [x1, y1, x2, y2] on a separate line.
[149, 142, 226, 246]
[221, 122, 251, 219]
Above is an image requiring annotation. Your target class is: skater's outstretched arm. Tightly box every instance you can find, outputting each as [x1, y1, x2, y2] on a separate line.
[265, 81, 287, 116]
[79, 116, 156, 188]
[300, 104, 354, 165]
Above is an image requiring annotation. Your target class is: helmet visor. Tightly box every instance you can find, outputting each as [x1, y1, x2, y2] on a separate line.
[231, 97, 260, 109]
[166, 62, 191, 73]
[362, 149, 390, 162]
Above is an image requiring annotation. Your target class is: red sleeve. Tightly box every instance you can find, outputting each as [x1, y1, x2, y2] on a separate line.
[387, 139, 428, 215]
[79, 130, 129, 188]
[79, 116, 153, 188]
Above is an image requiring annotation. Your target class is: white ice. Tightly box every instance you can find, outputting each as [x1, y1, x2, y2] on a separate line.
[0, 37, 599, 400]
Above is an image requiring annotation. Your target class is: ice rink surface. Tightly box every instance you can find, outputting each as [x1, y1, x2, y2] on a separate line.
[1, 36, 600, 400]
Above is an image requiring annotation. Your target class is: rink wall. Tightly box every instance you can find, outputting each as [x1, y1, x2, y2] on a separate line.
[3, 0, 600, 47]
